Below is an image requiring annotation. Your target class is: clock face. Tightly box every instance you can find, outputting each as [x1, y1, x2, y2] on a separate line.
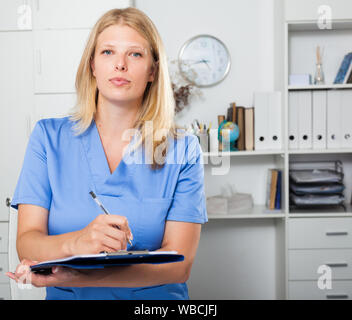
[178, 35, 231, 87]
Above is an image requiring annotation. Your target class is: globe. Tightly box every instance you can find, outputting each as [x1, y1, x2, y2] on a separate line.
[218, 120, 240, 151]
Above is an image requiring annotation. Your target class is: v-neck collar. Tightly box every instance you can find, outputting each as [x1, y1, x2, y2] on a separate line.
[79, 119, 138, 196]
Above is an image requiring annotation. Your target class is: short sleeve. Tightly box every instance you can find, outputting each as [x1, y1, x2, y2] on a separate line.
[11, 120, 52, 211]
[166, 135, 208, 224]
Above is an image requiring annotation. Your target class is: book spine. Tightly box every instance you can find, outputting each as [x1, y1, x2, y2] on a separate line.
[269, 169, 278, 210]
[334, 53, 352, 84]
[237, 107, 245, 151]
[275, 170, 282, 209]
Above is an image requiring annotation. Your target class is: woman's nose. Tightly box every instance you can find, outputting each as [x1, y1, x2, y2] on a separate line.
[115, 55, 127, 71]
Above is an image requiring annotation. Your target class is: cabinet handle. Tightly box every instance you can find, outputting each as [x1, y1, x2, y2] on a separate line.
[326, 231, 348, 236]
[326, 294, 349, 299]
[325, 262, 348, 268]
[36, 49, 42, 75]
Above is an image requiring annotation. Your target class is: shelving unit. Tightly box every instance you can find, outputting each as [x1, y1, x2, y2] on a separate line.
[285, 18, 352, 300]
[203, 15, 352, 300]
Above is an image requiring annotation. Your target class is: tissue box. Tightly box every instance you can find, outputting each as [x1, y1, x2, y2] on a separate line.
[206, 193, 253, 215]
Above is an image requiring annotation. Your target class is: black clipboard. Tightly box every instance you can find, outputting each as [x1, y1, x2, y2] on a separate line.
[30, 250, 184, 275]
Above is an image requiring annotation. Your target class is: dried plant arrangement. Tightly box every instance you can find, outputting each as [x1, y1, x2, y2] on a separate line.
[169, 59, 203, 113]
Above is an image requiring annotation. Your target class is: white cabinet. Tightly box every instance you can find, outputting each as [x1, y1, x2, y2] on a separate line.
[1, 0, 132, 300]
[0, 284, 11, 300]
[285, 0, 352, 22]
[289, 249, 352, 280]
[288, 218, 352, 299]
[32, 0, 131, 30]
[289, 280, 352, 300]
[0, 224, 9, 253]
[33, 29, 90, 94]
[0, 31, 34, 222]
[289, 218, 352, 249]
[0, 0, 32, 31]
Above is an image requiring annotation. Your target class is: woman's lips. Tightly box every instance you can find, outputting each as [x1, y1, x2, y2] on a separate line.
[109, 78, 131, 87]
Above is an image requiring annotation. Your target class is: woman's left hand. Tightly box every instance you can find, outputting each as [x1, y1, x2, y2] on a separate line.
[5, 259, 86, 288]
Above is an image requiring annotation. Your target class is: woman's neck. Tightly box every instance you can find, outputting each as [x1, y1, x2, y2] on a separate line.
[94, 95, 142, 140]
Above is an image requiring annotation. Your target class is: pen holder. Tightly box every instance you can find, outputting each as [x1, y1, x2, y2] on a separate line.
[197, 132, 209, 153]
[209, 129, 219, 153]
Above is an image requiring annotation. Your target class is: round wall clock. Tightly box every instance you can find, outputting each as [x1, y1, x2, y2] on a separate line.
[178, 34, 231, 87]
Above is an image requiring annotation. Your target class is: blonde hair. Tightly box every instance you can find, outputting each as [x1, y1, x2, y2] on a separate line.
[69, 7, 183, 169]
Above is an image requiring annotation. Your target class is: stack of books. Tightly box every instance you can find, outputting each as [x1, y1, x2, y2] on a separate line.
[218, 102, 254, 151]
[266, 169, 282, 210]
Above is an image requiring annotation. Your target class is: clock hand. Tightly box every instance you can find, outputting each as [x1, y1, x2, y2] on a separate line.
[191, 59, 211, 69]
[201, 59, 211, 70]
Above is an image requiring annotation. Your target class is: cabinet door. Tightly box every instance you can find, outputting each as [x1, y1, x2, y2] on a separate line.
[34, 29, 90, 93]
[0, 32, 34, 222]
[0, 0, 32, 31]
[0, 223, 9, 253]
[0, 284, 11, 300]
[0, 254, 9, 284]
[33, 0, 132, 30]
[285, 0, 352, 22]
[30, 94, 77, 132]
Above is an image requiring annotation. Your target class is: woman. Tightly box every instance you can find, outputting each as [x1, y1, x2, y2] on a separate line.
[6, 8, 207, 300]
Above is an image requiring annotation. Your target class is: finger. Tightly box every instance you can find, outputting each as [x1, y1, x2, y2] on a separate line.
[5, 272, 16, 280]
[102, 232, 127, 251]
[105, 215, 132, 236]
[104, 224, 130, 244]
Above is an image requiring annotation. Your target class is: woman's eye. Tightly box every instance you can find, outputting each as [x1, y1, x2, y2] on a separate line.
[102, 50, 112, 55]
[131, 52, 142, 58]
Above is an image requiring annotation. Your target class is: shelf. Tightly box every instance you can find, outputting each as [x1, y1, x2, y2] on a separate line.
[207, 205, 285, 219]
[289, 204, 352, 217]
[203, 150, 284, 157]
[288, 20, 352, 32]
[288, 84, 352, 91]
[289, 149, 352, 155]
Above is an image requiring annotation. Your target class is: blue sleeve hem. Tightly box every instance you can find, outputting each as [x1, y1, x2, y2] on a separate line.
[10, 197, 50, 211]
[166, 214, 208, 224]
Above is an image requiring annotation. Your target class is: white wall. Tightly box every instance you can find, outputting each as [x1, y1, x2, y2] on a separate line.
[137, 0, 277, 127]
[135, 0, 284, 299]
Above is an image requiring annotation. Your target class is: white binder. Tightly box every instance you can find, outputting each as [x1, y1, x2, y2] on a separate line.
[268, 92, 282, 150]
[312, 90, 327, 149]
[254, 92, 269, 150]
[341, 90, 352, 148]
[327, 91, 342, 149]
[288, 91, 299, 150]
[297, 91, 312, 149]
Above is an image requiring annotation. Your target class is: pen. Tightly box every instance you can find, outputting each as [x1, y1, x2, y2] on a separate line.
[89, 191, 132, 246]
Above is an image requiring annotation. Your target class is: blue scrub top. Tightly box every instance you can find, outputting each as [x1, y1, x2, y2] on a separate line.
[11, 116, 208, 300]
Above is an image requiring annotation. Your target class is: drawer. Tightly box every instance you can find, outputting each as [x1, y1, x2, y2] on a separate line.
[289, 249, 352, 280]
[289, 280, 352, 300]
[0, 254, 8, 284]
[0, 284, 11, 300]
[289, 218, 352, 249]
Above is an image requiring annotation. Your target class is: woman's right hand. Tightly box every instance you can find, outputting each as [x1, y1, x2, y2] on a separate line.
[68, 214, 133, 255]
